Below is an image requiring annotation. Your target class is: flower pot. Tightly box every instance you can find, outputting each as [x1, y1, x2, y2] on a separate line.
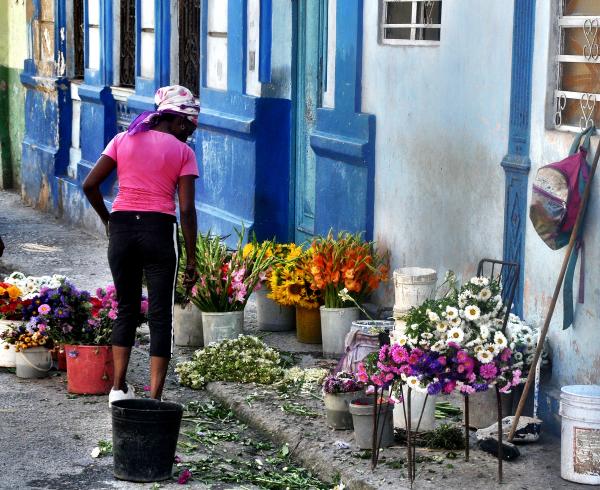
[15, 347, 52, 379]
[393, 386, 437, 432]
[202, 311, 244, 345]
[174, 303, 204, 347]
[0, 319, 21, 368]
[392, 267, 437, 317]
[463, 389, 514, 429]
[349, 397, 395, 449]
[51, 346, 67, 371]
[295, 307, 321, 344]
[0, 343, 16, 368]
[324, 391, 363, 430]
[255, 288, 295, 332]
[320, 306, 360, 358]
[65, 345, 114, 395]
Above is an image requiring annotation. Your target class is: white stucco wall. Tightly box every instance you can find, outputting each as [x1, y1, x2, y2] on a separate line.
[525, 0, 600, 388]
[362, 0, 514, 303]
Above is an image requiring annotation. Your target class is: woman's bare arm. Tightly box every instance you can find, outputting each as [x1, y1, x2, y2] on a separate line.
[82, 155, 117, 226]
[178, 175, 198, 289]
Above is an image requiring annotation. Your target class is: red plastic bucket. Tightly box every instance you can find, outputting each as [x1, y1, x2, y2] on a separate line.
[65, 345, 114, 395]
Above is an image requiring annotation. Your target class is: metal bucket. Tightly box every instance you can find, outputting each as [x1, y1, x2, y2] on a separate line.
[201, 311, 244, 345]
[560, 385, 600, 484]
[393, 385, 437, 432]
[174, 303, 204, 347]
[15, 347, 52, 379]
[0, 320, 20, 368]
[320, 306, 360, 358]
[393, 267, 437, 317]
[255, 288, 295, 332]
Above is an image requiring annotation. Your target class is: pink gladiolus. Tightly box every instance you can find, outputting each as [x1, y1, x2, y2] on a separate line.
[512, 369, 522, 386]
[108, 310, 118, 320]
[191, 285, 198, 297]
[499, 384, 512, 394]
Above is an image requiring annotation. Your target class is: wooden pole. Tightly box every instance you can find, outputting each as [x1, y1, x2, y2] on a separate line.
[508, 137, 600, 441]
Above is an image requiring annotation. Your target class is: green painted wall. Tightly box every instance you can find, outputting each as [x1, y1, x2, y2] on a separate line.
[0, 0, 26, 189]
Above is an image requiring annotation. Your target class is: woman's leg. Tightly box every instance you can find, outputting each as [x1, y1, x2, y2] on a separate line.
[108, 221, 143, 391]
[143, 221, 179, 400]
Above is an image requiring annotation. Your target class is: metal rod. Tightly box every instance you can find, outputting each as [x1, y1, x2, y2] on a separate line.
[464, 395, 470, 462]
[509, 137, 600, 441]
[371, 387, 380, 469]
[496, 386, 503, 484]
[407, 388, 413, 484]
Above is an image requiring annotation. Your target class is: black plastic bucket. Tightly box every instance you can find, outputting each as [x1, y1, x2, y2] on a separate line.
[111, 399, 183, 482]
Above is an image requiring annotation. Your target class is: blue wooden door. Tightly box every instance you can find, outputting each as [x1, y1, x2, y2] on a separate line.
[293, 0, 327, 244]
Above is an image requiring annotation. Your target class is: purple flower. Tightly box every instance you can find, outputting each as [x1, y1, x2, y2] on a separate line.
[177, 469, 192, 485]
[473, 383, 489, 392]
[38, 304, 51, 315]
[427, 381, 442, 395]
[500, 348, 512, 362]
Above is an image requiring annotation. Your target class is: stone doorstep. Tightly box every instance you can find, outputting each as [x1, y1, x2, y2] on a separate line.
[205, 382, 410, 490]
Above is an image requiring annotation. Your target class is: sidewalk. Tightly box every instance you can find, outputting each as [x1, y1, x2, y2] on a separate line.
[0, 189, 585, 489]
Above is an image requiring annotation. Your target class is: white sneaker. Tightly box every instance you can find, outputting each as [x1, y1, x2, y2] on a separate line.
[108, 383, 135, 407]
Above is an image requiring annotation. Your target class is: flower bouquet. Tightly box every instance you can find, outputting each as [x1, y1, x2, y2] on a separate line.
[322, 371, 365, 430]
[246, 242, 303, 331]
[190, 230, 278, 344]
[308, 231, 389, 356]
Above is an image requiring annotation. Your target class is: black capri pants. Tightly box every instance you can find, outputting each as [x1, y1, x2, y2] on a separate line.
[108, 211, 179, 358]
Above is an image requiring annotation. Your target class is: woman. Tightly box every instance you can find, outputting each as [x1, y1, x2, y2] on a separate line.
[83, 85, 200, 405]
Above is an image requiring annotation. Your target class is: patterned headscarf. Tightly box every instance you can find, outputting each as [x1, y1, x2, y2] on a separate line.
[127, 85, 199, 135]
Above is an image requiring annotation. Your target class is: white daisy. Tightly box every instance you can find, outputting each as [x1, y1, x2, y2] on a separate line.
[395, 335, 409, 347]
[436, 322, 448, 333]
[445, 306, 459, 319]
[449, 316, 462, 327]
[410, 324, 419, 331]
[428, 311, 440, 322]
[446, 327, 465, 344]
[431, 340, 445, 352]
[477, 350, 494, 364]
[464, 305, 481, 321]
[470, 277, 481, 286]
[494, 331, 508, 348]
[485, 343, 500, 355]
[422, 332, 434, 340]
[479, 324, 490, 340]
[478, 288, 492, 301]
[474, 345, 485, 354]
[406, 376, 420, 389]
[514, 352, 523, 361]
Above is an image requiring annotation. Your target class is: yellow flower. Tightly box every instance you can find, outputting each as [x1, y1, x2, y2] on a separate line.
[242, 243, 254, 259]
[7, 285, 22, 300]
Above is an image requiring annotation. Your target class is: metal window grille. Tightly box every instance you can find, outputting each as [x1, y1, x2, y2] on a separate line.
[120, 0, 136, 87]
[554, 0, 600, 133]
[380, 0, 441, 46]
[73, 0, 84, 78]
[179, 0, 201, 95]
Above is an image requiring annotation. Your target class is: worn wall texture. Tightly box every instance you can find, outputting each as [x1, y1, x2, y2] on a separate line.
[0, 0, 27, 189]
[525, 1, 600, 427]
[362, 0, 514, 303]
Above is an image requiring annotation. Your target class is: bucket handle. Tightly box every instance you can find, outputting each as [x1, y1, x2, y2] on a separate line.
[17, 349, 53, 372]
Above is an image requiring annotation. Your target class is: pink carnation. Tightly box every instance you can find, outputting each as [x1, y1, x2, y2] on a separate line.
[499, 384, 512, 394]
[443, 380, 456, 394]
[108, 310, 118, 320]
[460, 385, 476, 395]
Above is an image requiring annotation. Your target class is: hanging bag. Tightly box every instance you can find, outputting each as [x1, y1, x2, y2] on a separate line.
[529, 125, 595, 329]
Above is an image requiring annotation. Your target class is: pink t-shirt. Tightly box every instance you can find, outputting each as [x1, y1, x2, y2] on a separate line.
[102, 130, 199, 216]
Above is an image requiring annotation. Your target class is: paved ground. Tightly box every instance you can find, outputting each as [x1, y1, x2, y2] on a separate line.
[0, 189, 589, 489]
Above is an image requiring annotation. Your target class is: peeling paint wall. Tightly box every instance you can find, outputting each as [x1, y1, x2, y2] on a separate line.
[0, 0, 27, 189]
[526, 1, 600, 399]
[362, 0, 514, 304]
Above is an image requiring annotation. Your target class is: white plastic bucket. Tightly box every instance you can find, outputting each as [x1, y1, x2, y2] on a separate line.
[255, 288, 295, 332]
[201, 311, 244, 345]
[320, 307, 360, 358]
[393, 267, 437, 317]
[174, 303, 204, 347]
[15, 347, 52, 379]
[560, 385, 600, 484]
[393, 386, 437, 432]
[0, 320, 20, 368]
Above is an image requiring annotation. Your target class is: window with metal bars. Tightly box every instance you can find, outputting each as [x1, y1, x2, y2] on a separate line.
[73, 0, 84, 78]
[179, 0, 201, 95]
[120, 0, 136, 87]
[380, 0, 441, 46]
[554, 0, 599, 133]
